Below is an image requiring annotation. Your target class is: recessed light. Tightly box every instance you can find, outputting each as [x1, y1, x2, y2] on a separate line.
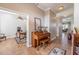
[58, 6, 64, 10]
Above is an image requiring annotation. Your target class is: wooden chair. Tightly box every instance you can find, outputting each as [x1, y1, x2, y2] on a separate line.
[16, 31, 26, 44]
[16, 27, 26, 44]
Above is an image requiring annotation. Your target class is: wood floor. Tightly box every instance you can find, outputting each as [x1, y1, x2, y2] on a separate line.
[0, 38, 72, 55]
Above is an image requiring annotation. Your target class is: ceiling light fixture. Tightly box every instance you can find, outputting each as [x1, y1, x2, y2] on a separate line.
[58, 6, 64, 10]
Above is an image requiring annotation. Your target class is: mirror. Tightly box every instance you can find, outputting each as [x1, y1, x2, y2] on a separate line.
[34, 17, 41, 31]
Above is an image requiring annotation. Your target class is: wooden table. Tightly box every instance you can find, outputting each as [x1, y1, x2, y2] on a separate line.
[74, 33, 79, 45]
[32, 31, 50, 48]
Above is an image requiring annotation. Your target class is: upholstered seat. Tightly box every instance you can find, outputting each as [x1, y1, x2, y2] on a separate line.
[0, 33, 6, 40]
[49, 48, 66, 55]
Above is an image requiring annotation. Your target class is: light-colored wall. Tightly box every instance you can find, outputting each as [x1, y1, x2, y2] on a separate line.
[49, 10, 57, 39]
[74, 3, 79, 28]
[44, 10, 57, 40]
[44, 10, 50, 32]
[0, 11, 17, 37]
[0, 15, 1, 33]
[0, 11, 27, 37]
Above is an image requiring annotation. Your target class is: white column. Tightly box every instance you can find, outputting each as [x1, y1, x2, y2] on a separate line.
[61, 32, 68, 49]
[0, 19, 1, 33]
[26, 15, 31, 47]
[56, 22, 59, 37]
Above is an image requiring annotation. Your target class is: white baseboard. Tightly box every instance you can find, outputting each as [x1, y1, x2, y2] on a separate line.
[51, 36, 56, 40]
[51, 35, 59, 41]
[26, 43, 32, 48]
[6, 35, 16, 39]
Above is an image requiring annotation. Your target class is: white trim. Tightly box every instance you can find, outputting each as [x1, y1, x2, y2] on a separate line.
[51, 36, 57, 41]
[26, 43, 32, 48]
[0, 7, 29, 16]
[0, 7, 19, 15]
[6, 35, 16, 39]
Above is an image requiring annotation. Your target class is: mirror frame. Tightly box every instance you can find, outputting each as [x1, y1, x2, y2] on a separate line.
[34, 17, 41, 31]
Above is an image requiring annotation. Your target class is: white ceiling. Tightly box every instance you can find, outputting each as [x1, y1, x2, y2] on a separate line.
[35, 3, 73, 13]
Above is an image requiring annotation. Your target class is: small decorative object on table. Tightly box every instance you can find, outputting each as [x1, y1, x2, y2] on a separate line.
[43, 27, 48, 32]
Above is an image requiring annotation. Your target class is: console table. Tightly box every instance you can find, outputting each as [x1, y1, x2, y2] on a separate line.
[32, 31, 50, 48]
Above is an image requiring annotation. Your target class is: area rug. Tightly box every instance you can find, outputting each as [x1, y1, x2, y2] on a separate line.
[48, 48, 66, 55]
